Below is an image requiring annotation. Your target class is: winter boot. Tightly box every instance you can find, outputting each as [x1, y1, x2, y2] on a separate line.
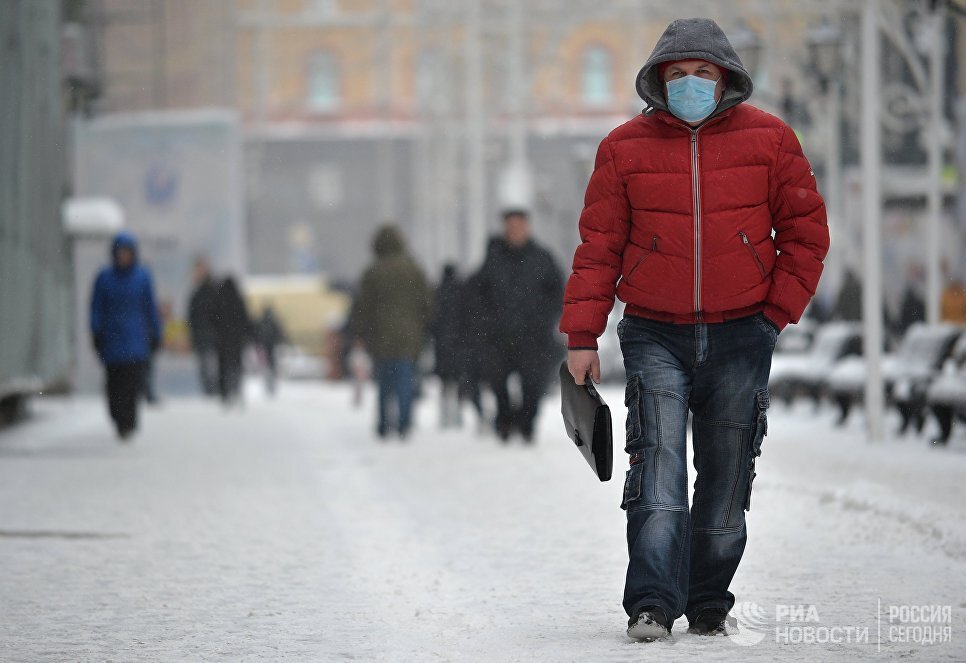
[627, 606, 671, 642]
[687, 608, 737, 636]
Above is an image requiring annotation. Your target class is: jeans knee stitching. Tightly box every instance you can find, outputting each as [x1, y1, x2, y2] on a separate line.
[693, 525, 744, 534]
[692, 416, 753, 430]
[642, 388, 689, 405]
[626, 503, 688, 513]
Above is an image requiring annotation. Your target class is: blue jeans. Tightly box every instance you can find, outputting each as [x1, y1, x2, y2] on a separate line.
[374, 359, 417, 435]
[617, 313, 776, 624]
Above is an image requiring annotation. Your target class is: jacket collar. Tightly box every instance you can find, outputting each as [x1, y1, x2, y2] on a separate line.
[651, 105, 737, 132]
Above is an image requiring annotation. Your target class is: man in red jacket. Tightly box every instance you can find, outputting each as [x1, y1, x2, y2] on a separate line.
[562, 18, 829, 642]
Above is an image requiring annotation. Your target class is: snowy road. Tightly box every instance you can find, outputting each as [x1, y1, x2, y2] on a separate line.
[2, 377, 965, 661]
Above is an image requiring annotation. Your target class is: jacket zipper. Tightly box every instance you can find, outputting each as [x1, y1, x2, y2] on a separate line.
[690, 129, 702, 320]
[686, 115, 728, 321]
[627, 235, 659, 279]
[739, 231, 767, 278]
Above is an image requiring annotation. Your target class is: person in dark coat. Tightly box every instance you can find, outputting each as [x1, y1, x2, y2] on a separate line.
[897, 287, 925, 330]
[89, 231, 162, 440]
[833, 269, 863, 322]
[475, 209, 564, 442]
[351, 225, 432, 439]
[213, 276, 251, 405]
[457, 267, 488, 427]
[253, 305, 287, 396]
[187, 257, 219, 396]
[432, 264, 465, 427]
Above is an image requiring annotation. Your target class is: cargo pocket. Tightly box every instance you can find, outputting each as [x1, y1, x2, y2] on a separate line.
[624, 376, 643, 452]
[744, 388, 769, 511]
[621, 460, 644, 511]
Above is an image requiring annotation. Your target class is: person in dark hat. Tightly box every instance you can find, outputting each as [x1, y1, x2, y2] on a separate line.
[212, 276, 251, 406]
[473, 209, 563, 442]
[187, 256, 220, 396]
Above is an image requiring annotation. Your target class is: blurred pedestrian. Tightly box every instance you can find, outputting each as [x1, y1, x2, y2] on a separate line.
[475, 209, 563, 442]
[254, 305, 287, 396]
[894, 267, 925, 338]
[188, 257, 219, 396]
[351, 225, 432, 439]
[561, 18, 829, 641]
[89, 231, 162, 440]
[432, 264, 465, 428]
[458, 266, 488, 430]
[213, 276, 251, 406]
[832, 269, 863, 321]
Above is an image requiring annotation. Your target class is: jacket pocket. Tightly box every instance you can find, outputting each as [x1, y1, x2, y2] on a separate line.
[626, 236, 659, 281]
[624, 375, 643, 448]
[744, 388, 770, 511]
[738, 231, 767, 279]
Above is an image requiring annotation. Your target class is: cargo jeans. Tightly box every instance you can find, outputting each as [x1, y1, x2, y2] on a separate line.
[617, 313, 776, 624]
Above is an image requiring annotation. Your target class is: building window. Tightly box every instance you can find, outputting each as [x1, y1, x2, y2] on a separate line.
[307, 52, 340, 111]
[582, 46, 613, 107]
[306, 0, 337, 16]
[415, 49, 441, 106]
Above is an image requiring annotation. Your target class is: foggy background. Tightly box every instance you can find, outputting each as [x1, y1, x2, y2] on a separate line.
[2, 0, 965, 396]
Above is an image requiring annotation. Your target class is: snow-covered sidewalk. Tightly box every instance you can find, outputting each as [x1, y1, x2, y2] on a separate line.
[1, 379, 965, 661]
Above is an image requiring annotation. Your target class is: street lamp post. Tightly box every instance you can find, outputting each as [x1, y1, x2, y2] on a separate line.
[861, 0, 885, 441]
[464, 0, 486, 266]
[806, 18, 845, 242]
[876, 0, 949, 323]
[924, 3, 946, 324]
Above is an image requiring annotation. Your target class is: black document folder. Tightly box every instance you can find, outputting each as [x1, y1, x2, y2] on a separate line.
[559, 361, 613, 482]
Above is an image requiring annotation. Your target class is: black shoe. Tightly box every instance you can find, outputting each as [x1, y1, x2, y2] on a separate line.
[117, 427, 134, 442]
[687, 608, 736, 636]
[627, 606, 671, 642]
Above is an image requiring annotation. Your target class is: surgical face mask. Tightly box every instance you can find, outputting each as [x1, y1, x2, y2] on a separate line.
[665, 74, 720, 123]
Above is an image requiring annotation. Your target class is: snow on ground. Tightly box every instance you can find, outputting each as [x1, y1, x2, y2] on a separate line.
[1, 372, 966, 662]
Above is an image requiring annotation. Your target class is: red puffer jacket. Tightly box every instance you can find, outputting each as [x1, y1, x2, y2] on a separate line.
[561, 103, 829, 349]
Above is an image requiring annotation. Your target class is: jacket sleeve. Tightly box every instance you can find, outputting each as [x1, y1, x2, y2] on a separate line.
[764, 126, 830, 330]
[559, 136, 631, 350]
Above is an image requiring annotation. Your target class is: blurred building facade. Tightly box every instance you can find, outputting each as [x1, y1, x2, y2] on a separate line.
[78, 0, 965, 296]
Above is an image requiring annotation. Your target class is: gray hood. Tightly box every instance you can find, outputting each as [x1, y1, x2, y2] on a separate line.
[636, 18, 754, 119]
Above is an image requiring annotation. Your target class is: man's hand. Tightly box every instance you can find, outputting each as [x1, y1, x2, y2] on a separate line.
[567, 349, 601, 385]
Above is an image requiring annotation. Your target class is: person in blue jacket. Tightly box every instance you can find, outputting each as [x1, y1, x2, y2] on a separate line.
[90, 231, 162, 440]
